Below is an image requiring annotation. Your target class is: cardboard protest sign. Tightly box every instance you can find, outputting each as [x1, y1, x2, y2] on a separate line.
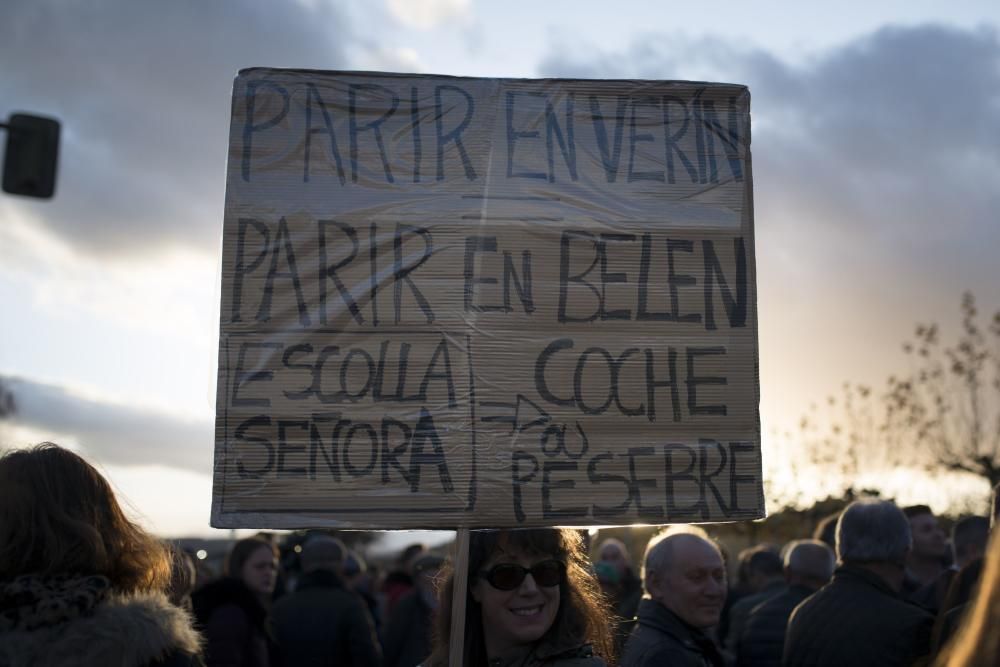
[211, 69, 763, 529]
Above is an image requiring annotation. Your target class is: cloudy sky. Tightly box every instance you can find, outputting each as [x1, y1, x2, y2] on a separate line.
[2, 0, 998, 536]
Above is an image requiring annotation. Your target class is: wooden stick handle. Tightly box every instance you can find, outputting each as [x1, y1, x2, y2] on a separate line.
[449, 528, 471, 667]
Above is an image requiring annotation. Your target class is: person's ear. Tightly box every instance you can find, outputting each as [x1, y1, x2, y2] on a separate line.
[646, 571, 663, 601]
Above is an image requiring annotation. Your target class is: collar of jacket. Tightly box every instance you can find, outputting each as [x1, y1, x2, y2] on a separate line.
[487, 636, 595, 667]
[760, 579, 786, 595]
[296, 568, 345, 591]
[785, 583, 819, 599]
[833, 563, 902, 598]
[635, 598, 719, 655]
[0, 574, 110, 632]
[0, 587, 202, 667]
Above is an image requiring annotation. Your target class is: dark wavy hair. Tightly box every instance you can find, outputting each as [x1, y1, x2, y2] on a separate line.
[428, 528, 614, 666]
[225, 536, 279, 579]
[0, 443, 171, 593]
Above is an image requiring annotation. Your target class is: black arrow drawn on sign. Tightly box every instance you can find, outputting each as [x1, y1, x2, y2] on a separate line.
[479, 394, 551, 434]
[480, 401, 516, 430]
[514, 394, 551, 432]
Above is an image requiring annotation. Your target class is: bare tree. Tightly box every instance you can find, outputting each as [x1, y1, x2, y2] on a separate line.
[886, 292, 1000, 486]
[791, 292, 1000, 493]
[790, 382, 897, 498]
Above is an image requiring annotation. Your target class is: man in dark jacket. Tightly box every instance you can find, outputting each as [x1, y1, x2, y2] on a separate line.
[902, 505, 948, 590]
[270, 536, 382, 666]
[621, 526, 726, 667]
[383, 553, 443, 667]
[736, 539, 834, 667]
[783, 499, 934, 667]
[723, 546, 784, 651]
[911, 514, 988, 615]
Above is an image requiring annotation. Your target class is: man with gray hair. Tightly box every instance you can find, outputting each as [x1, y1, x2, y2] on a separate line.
[621, 526, 726, 667]
[270, 535, 382, 666]
[735, 539, 834, 667]
[782, 499, 933, 666]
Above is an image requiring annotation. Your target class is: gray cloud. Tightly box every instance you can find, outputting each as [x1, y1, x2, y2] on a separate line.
[7, 15, 1000, 474]
[1, 375, 211, 474]
[538, 24, 1000, 241]
[2, 0, 350, 256]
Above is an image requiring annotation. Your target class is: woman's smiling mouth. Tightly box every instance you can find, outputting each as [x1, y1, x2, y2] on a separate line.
[510, 603, 545, 617]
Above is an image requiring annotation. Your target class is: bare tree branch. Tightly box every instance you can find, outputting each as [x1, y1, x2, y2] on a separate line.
[797, 292, 1000, 490]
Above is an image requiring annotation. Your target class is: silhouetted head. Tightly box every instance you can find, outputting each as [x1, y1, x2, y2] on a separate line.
[0, 443, 170, 593]
[838, 499, 911, 566]
[952, 516, 990, 569]
[903, 504, 947, 561]
[783, 539, 835, 590]
[300, 535, 346, 574]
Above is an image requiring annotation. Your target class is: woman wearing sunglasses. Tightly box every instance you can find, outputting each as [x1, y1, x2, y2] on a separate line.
[427, 528, 614, 666]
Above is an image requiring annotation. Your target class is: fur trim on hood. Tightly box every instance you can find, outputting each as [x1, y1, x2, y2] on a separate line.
[0, 582, 202, 667]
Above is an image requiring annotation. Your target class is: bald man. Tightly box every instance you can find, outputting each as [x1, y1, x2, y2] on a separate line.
[621, 527, 726, 667]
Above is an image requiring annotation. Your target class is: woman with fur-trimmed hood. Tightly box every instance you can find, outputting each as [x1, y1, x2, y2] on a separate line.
[0, 443, 204, 667]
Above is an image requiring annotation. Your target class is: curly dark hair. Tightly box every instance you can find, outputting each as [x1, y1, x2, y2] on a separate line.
[0, 443, 171, 593]
[428, 528, 614, 666]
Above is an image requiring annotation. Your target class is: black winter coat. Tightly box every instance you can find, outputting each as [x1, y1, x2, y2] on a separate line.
[269, 569, 381, 667]
[192, 578, 276, 667]
[735, 584, 813, 667]
[384, 588, 433, 667]
[724, 580, 784, 650]
[620, 599, 725, 667]
[782, 564, 933, 667]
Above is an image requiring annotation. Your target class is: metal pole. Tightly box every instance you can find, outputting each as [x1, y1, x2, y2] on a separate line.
[448, 528, 471, 667]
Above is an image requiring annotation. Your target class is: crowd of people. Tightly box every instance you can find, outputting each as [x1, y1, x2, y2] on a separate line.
[1, 442, 999, 666]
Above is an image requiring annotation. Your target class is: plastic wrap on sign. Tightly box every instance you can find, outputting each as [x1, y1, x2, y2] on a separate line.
[211, 68, 763, 529]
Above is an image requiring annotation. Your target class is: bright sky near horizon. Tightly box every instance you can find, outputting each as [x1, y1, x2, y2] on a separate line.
[2, 0, 999, 538]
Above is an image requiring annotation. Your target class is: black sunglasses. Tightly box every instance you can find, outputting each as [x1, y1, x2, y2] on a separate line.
[478, 559, 566, 591]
